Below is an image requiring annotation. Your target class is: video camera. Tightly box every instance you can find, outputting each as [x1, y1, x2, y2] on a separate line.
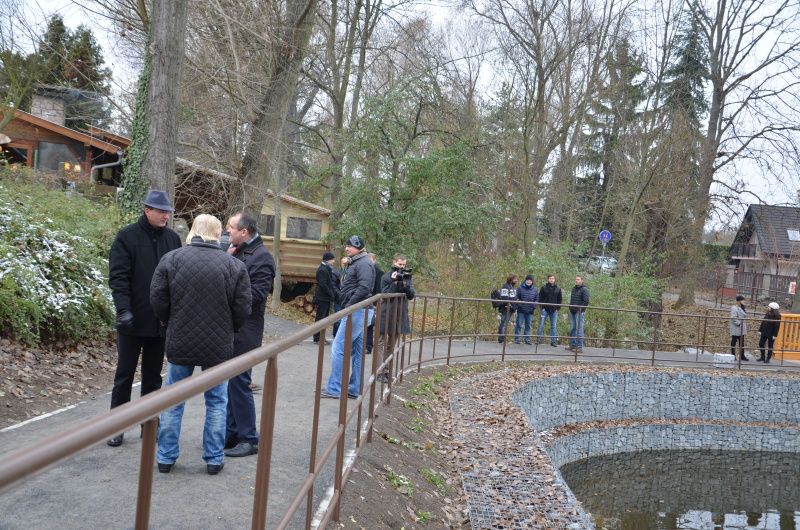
[393, 267, 413, 282]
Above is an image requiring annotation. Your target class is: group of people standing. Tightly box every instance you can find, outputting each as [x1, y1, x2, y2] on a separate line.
[107, 190, 274, 475]
[495, 273, 590, 353]
[729, 295, 782, 363]
[312, 239, 415, 397]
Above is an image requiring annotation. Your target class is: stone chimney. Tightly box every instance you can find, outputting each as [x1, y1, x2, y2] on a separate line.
[30, 94, 66, 126]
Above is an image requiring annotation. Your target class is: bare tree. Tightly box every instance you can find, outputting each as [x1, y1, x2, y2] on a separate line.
[677, 0, 800, 305]
[0, 0, 34, 132]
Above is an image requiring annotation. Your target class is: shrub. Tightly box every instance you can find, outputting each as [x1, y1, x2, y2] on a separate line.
[0, 172, 121, 344]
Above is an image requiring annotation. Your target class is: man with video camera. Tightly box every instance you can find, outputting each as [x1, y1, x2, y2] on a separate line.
[375, 253, 415, 383]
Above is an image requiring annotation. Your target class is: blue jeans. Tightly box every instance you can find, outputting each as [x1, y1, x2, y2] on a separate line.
[537, 310, 558, 345]
[497, 309, 514, 343]
[569, 311, 586, 349]
[514, 312, 533, 343]
[157, 362, 228, 466]
[324, 309, 365, 396]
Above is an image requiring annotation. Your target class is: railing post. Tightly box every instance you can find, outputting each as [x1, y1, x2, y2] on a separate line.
[306, 328, 328, 529]
[431, 298, 442, 358]
[417, 298, 428, 373]
[501, 307, 508, 362]
[472, 301, 480, 356]
[700, 310, 709, 356]
[650, 312, 659, 367]
[368, 302, 381, 442]
[394, 296, 408, 383]
[134, 417, 158, 530]
[332, 316, 354, 523]
[386, 297, 400, 406]
[251, 356, 279, 530]
[446, 299, 456, 365]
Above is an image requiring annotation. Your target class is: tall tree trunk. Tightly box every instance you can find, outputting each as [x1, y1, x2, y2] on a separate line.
[140, 0, 188, 197]
[238, 0, 317, 213]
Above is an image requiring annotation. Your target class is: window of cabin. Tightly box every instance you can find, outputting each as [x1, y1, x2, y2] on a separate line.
[38, 142, 84, 173]
[286, 216, 322, 240]
[258, 214, 275, 236]
[788, 229, 800, 242]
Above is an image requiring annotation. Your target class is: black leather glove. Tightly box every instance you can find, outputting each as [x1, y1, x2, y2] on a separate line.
[115, 309, 134, 331]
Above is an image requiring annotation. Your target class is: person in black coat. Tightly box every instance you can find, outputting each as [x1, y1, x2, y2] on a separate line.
[758, 302, 781, 363]
[497, 274, 518, 343]
[365, 253, 384, 355]
[313, 251, 336, 344]
[567, 275, 590, 353]
[223, 211, 276, 458]
[106, 190, 182, 447]
[376, 254, 415, 381]
[150, 214, 252, 475]
[537, 274, 563, 346]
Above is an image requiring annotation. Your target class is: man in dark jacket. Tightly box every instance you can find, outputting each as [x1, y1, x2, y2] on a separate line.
[321, 236, 374, 399]
[376, 253, 415, 382]
[365, 253, 384, 355]
[514, 275, 538, 345]
[106, 190, 182, 447]
[537, 274, 562, 346]
[223, 212, 276, 458]
[567, 275, 590, 353]
[313, 251, 337, 344]
[497, 274, 518, 343]
[150, 214, 251, 475]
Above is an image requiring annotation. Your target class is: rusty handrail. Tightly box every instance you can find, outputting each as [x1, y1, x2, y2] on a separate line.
[0, 292, 405, 530]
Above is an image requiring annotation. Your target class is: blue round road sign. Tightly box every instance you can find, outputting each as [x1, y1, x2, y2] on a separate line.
[599, 230, 612, 244]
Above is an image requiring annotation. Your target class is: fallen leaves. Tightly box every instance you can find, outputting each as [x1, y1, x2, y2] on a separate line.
[0, 337, 116, 425]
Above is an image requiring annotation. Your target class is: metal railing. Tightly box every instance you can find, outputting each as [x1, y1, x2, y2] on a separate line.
[0, 292, 407, 529]
[401, 295, 800, 372]
[1, 293, 799, 529]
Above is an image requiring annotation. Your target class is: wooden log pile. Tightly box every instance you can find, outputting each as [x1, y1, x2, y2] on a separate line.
[295, 293, 316, 316]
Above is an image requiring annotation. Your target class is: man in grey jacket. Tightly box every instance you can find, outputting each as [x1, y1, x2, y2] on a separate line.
[321, 236, 375, 399]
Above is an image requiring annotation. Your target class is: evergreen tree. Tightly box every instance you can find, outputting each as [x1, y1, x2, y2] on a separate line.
[573, 37, 648, 247]
[17, 16, 112, 130]
[663, 6, 708, 125]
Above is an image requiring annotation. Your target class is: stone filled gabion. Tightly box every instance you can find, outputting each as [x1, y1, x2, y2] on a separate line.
[450, 364, 800, 529]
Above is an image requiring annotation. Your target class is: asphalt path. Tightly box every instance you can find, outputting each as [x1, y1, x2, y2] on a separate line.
[0, 327, 793, 529]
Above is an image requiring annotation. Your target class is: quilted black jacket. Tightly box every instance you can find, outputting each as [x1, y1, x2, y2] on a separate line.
[150, 239, 252, 367]
[108, 215, 181, 337]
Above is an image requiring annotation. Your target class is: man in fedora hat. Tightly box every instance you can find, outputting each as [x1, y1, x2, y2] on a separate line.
[106, 190, 182, 447]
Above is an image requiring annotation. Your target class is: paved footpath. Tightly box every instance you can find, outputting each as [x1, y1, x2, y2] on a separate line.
[0, 329, 790, 529]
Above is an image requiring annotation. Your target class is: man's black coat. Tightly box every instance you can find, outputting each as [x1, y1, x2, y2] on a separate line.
[231, 236, 276, 356]
[108, 215, 181, 337]
[314, 262, 335, 303]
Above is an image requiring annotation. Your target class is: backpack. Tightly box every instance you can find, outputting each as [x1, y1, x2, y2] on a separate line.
[490, 288, 503, 308]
